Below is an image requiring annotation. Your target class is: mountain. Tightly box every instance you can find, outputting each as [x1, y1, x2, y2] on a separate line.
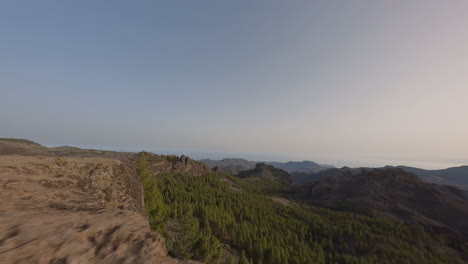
[291, 168, 468, 249]
[0, 137, 133, 159]
[295, 164, 468, 189]
[290, 168, 343, 184]
[0, 137, 41, 146]
[2, 138, 468, 263]
[265, 160, 328, 173]
[165, 159, 468, 262]
[200, 158, 333, 175]
[199, 158, 255, 175]
[290, 167, 368, 184]
[234, 163, 293, 194]
[388, 165, 468, 188]
[237, 163, 292, 184]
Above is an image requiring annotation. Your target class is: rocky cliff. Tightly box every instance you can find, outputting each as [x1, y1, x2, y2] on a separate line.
[0, 140, 196, 264]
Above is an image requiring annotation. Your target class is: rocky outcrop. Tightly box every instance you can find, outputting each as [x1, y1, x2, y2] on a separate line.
[0, 155, 189, 263]
[142, 153, 212, 177]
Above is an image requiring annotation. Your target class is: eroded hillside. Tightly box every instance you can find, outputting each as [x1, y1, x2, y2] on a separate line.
[0, 140, 195, 264]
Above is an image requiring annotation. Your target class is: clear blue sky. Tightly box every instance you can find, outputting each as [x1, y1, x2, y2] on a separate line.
[1, 1, 467, 169]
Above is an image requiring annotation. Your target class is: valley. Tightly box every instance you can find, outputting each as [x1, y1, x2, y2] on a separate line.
[1, 139, 467, 263]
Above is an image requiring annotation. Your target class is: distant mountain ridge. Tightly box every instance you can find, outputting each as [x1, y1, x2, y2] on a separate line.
[237, 163, 292, 184]
[290, 168, 352, 184]
[290, 164, 468, 188]
[290, 168, 468, 249]
[199, 158, 256, 175]
[3, 138, 468, 262]
[0, 138, 41, 146]
[384, 165, 468, 188]
[200, 158, 334, 175]
[265, 160, 326, 173]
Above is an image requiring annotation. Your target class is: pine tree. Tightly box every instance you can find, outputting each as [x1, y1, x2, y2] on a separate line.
[239, 250, 248, 264]
[136, 153, 166, 232]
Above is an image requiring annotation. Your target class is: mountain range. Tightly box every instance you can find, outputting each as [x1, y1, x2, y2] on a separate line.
[200, 158, 333, 175]
[2, 138, 468, 263]
[201, 157, 468, 189]
[290, 168, 468, 242]
[227, 163, 468, 258]
[384, 165, 468, 188]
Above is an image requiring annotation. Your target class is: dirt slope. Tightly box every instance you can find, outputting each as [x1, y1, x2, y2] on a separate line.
[0, 155, 187, 264]
[0, 139, 132, 159]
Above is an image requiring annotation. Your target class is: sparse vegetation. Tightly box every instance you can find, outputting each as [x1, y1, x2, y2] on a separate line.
[0, 138, 41, 146]
[54, 157, 68, 166]
[164, 155, 180, 163]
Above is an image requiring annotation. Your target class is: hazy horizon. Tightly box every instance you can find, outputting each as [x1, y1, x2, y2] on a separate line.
[1, 1, 468, 170]
[28, 140, 465, 170]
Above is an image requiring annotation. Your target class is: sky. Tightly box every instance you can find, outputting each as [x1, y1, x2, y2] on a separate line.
[1, 1, 467, 169]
